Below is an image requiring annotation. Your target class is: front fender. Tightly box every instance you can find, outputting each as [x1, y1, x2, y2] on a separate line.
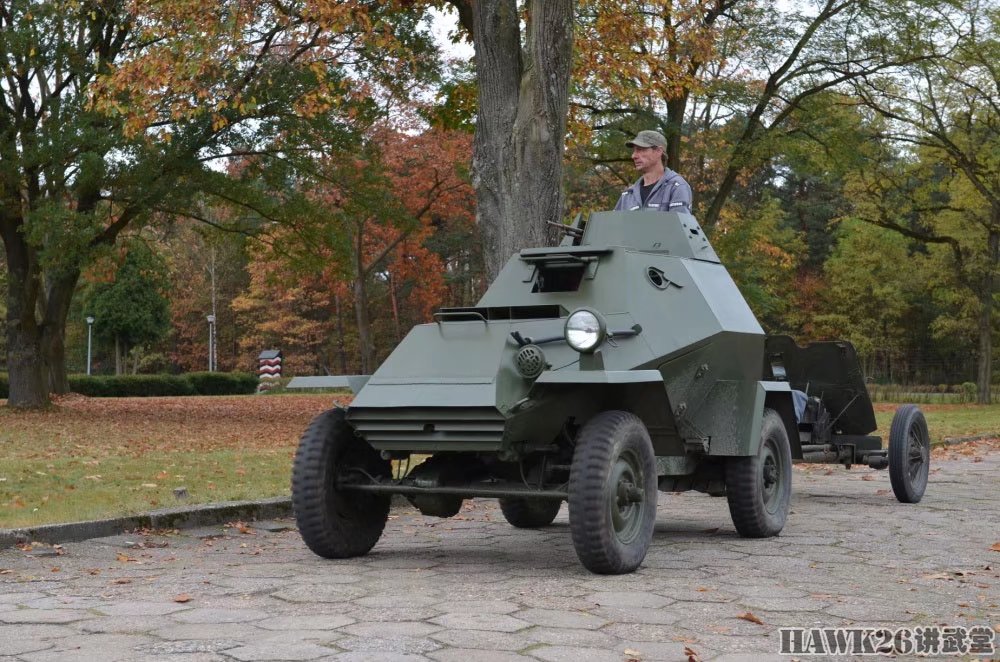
[522, 371, 682, 456]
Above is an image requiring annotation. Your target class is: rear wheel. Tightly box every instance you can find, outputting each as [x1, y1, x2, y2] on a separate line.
[726, 408, 792, 538]
[888, 404, 929, 503]
[499, 498, 562, 528]
[291, 408, 391, 558]
[568, 410, 657, 575]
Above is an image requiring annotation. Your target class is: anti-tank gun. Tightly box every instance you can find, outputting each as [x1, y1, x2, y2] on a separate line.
[291, 211, 930, 574]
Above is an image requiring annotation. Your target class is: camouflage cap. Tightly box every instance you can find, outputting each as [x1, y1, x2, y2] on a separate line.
[625, 130, 667, 150]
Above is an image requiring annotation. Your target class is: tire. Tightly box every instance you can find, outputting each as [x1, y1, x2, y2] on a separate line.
[726, 408, 792, 538]
[568, 410, 657, 575]
[291, 408, 391, 558]
[499, 498, 562, 528]
[888, 404, 929, 503]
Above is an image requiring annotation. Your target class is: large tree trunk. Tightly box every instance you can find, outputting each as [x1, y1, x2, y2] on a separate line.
[41, 273, 79, 394]
[1, 221, 48, 408]
[977, 227, 999, 404]
[470, 0, 575, 280]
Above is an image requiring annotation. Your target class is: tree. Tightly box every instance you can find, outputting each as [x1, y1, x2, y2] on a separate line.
[445, 0, 576, 280]
[86, 243, 171, 375]
[234, 127, 475, 374]
[568, 0, 942, 227]
[0, 0, 437, 407]
[812, 219, 919, 379]
[163, 220, 250, 373]
[851, 0, 999, 402]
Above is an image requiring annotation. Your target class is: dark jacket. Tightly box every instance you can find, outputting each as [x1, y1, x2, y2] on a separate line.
[614, 169, 692, 213]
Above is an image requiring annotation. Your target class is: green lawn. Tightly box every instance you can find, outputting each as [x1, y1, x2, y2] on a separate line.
[873, 403, 1000, 442]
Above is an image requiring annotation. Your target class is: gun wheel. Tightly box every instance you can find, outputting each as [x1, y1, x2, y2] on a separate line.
[726, 408, 791, 538]
[888, 404, 929, 503]
[292, 408, 391, 558]
[499, 498, 562, 528]
[568, 410, 657, 575]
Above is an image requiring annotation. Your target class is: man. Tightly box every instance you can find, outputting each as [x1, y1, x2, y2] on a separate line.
[614, 130, 693, 213]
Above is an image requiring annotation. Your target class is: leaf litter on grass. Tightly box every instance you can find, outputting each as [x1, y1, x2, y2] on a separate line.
[0, 394, 341, 527]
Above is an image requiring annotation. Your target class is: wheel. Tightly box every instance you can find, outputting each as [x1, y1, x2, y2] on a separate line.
[499, 498, 562, 528]
[726, 408, 792, 538]
[888, 404, 929, 503]
[291, 408, 391, 558]
[568, 410, 657, 574]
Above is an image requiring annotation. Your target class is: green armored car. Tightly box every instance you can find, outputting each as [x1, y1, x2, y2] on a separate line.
[291, 211, 930, 574]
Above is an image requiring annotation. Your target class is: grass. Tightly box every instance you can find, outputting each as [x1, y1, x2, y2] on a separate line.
[873, 402, 1000, 441]
[1, 395, 998, 528]
[0, 393, 342, 529]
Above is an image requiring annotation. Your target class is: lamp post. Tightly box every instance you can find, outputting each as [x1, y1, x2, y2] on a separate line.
[206, 314, 216, 372]
[85, 316, 95, 376]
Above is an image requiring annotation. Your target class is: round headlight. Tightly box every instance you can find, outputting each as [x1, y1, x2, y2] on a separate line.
[565, 308, 606, 353]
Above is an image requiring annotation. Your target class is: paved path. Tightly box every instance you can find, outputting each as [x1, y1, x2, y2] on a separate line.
[2, 443, 999, 661]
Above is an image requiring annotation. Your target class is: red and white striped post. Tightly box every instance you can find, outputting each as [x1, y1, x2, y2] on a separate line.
[257, 350, 282, 392]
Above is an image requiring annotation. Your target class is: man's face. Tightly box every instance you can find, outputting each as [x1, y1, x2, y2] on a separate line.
[631, 145, 662, 173]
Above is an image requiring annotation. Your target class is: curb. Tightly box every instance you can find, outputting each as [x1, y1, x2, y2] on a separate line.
[0, 495, 412, 549]
[0, 497, 293, 549]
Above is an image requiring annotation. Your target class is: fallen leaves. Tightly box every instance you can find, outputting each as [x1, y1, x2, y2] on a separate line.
[991, 542, 1000, 552]
[737, 612, 764, 625]
[684, 647, 701, 662]
[173, 593, 192, 603]
[227, 521, 255, 535]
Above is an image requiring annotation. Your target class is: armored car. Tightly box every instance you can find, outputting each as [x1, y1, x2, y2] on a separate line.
[291, 211, 930, 574]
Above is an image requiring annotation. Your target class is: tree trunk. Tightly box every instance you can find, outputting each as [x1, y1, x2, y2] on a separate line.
[664, 95, 688, 174]
[335, 293, 347, 374]
[977, 227, 999, 404]
[1, 221, 48, 408]
[470, 0, 575, 280]
[41, 273, 79, 394]
[115, 336, 123, 376]
[388, 272, 401, 343]
[353, 230, 375, 374]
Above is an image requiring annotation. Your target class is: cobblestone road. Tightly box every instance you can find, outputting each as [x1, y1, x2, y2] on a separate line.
[2, 443, 999, 661]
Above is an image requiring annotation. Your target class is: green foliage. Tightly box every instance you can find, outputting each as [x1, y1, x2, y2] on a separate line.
[813, 220, 919, 368]
[66, 372, 258, 397]
[186, 371, 259, 396]
[711, 197, 804, 331]
[69, 375, 195, 397]
[87, 243, 171, 355]
[960, 381, 979, 404]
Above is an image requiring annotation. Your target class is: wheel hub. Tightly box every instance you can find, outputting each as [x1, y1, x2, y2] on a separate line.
[608, 453, 645, 543]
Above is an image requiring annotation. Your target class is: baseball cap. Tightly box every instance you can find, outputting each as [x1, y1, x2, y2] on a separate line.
[625, 130, 667, 150]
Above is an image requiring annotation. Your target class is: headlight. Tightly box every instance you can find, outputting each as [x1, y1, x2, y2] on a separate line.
[565, 308, 606, 353]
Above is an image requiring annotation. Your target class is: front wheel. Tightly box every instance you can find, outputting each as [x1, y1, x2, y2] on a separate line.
[726, 408, 792, 538]
[568, 410, 657, 575]
[291, 408, 391, 558]
[888, 404, 929, 503]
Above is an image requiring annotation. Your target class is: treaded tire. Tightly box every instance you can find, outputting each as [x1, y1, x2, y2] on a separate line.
[888, 404, 929, 503]
[291, 408, 391, 558]
[498, 498, 562, 528]
[726, 408, 792, 538]
[568, 410, 657, 575]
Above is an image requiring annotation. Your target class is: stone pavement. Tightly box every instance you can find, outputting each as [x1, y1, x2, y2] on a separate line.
[2, 444, 998, 662]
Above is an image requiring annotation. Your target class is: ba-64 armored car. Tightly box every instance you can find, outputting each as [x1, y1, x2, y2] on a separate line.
[291, 211, 930, 574]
